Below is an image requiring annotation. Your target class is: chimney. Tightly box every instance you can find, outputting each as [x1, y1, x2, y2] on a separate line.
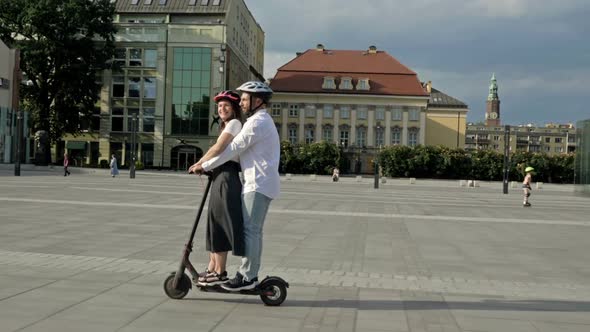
[296, 52, 303, 57]
[426, 81, 432, 93]
[316, 43, 325, 51]
[368, 45, 377, 54]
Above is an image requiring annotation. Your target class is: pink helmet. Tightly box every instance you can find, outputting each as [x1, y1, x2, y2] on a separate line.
[214, 90, 240, 104]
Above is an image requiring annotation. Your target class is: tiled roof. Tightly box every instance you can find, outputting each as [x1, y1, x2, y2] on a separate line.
[114, 0, 228, 14]
[270, 49, 428, 97]
[428, 88, 468, 108]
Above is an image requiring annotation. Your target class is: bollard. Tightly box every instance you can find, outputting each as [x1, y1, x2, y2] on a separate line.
[356, 176, 362, 182]
[409, 178, 416, 184]
[510, 181, 518, 188]
[473, 180, 480, 187]
[310, 174, 317, 181]
[459, 180, 467, 187]
[536, 182, 543, 189]
[286, 173, 292, 180]
[381, 177, 387, 184]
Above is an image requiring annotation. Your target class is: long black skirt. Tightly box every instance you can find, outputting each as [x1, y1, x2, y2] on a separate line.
[206, 161, 244, 256]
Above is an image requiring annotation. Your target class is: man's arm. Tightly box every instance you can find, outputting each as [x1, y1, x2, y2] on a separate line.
[201, 121, 257, 171]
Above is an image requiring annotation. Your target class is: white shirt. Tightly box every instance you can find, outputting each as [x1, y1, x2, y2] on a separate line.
[221, 119, 242, 163]
[202, 109, 281, 199]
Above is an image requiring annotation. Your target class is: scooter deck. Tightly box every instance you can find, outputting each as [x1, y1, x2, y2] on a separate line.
[196, 284, 263, 295]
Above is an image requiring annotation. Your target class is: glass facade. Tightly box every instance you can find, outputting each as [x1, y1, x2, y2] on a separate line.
[171, 47, 211, 136]
[575, 119, 590, 195]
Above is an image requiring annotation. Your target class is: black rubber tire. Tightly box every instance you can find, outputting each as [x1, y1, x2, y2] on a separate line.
[259, 280, 287, 306]
[163, 272, 191, 300]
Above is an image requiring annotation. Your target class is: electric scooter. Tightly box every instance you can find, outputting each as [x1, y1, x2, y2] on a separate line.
[163, 175, 288, 306]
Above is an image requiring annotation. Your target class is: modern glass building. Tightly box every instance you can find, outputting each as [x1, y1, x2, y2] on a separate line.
[60, 0, 265, 169]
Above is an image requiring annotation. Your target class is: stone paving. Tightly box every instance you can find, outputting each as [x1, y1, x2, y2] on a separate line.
[1, 168, 590, 331]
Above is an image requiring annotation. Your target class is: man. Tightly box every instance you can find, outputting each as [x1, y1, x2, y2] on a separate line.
[189, 81, 280, 291]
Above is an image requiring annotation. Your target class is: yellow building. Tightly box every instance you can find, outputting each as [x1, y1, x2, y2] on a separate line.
[269, 44, 468, 173]
[62, 0, 264, 169]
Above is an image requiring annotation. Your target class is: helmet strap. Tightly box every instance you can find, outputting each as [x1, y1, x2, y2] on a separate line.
[246, 95, 264, 117]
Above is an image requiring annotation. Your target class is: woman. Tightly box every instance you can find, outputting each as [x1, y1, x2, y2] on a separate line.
[188, 90, 245, 286]
[110, 154, 119, 177]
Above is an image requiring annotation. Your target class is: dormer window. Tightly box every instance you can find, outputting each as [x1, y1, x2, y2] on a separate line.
[322, 76, 336, 89]
[356, 78, 370, 91]
[339, 77, 353, 90]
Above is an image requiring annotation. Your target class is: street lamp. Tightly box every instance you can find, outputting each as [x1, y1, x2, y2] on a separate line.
[502, 125, 510, 194]
[14, 111, 23, 176]
[129, 113, 138, 179]
[374, 125, 382, 189]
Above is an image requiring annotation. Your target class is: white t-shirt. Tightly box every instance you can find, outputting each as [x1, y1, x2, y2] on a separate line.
[220, 119, 242, 162]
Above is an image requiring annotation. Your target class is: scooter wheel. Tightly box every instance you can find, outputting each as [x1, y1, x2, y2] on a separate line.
[259, 279, 287, 306]
[163, 272, 191, 300]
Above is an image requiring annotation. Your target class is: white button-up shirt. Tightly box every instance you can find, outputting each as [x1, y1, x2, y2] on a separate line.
[202, 109, 281, 199]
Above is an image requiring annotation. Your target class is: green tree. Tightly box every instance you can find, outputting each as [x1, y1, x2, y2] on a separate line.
[0, 0, 116, 162]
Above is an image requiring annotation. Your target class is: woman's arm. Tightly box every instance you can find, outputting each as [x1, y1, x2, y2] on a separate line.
[197, 132, 235, 164]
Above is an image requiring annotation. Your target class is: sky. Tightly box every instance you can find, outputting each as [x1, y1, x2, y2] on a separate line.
[245, 0, 590, 126]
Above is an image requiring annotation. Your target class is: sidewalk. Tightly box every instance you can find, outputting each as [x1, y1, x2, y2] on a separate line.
[1, 170, 589, 331]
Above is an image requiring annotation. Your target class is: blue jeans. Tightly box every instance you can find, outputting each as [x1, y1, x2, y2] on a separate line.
[239, 191, 272, 281]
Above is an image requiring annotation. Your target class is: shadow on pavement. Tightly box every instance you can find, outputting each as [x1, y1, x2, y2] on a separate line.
[189, 298, 590, 311]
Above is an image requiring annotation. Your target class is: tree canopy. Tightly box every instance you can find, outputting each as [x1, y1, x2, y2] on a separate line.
[0, 0, 116, 146]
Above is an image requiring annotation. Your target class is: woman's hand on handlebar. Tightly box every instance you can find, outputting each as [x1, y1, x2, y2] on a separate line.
[188, 162, 204, 175]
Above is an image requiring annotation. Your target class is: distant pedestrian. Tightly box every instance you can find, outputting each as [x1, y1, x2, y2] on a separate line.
[63, 153, 71, 176]
[332, 167, 339, 182]
[110, 155, 119, 177]
[522, 166, 534, 207]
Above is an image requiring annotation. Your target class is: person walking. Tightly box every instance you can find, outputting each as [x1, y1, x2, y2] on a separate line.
[110, 155, 119, 177]
[63, 153, 71, 176]
[188, 90, 245, 286]
[522, 166, 534, 207]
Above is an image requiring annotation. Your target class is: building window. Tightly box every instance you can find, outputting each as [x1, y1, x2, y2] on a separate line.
[357, 108, 367, 120]
[322, 76, 336, 89]
[339, 128, 349, 147]
[392, 108, 402, 121]
[288, 127, 298, 144]
[409, 108, 420, 121]
[144, 0, 153, 4]
[391, 127, 401, 145]
[288, 104, 299, 117]
[143, 77, 156, 99]
[201, 0, 209, 5]
[544, 146, 551, 152]
[271, 103, 281, 116]
[189, 0, 197, 5]
[305, 106, 316, 118]
[340, 106, 350, 119]
[131, 0, 139, 5]
[408, 128, 419, 146]
[493, 135, 500, 141]
[142, 108, 155, 132]
[144, 49, 157, 68]
[141, 143, 154, 166]
[111, 108, 124, 132]
[212, 0, 221, 5]
[323, 104, 333, 118]
[555, 146, 563, 153]
[375, 127, 384, 147]
[305, 127, 314, 144]
[356, 127, 366, 147]
[545, 137, 551, 143]
[159, 0, 167, 5]
[322, 125, 333, 141]
[112, 76, 125, 98]
[128, 77, 141, 98]
[356, 78, 370, 90]
[555, 137, 562, 143]
[339, 77, 353, 90]
[171, 47, 211, 136]
[376, 108, 385, 120]
[129, 48, 142, 67]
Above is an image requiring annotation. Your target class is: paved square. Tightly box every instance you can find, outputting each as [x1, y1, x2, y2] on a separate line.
[1, 169, 590, 331]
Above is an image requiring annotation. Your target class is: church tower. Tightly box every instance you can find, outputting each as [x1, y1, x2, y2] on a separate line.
[485, 73, 501, 126]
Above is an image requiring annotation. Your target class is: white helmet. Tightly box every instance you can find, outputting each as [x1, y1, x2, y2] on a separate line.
[236, 81, 273, 96]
